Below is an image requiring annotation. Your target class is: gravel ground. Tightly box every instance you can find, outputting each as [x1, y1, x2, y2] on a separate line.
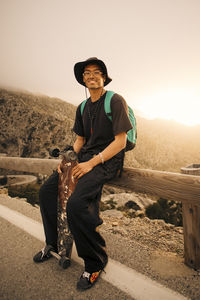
[1, 190, 200, 300]
[100, 212, 200, 300]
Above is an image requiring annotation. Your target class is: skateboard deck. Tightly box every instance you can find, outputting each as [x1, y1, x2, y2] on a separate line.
[49, 149, 78, 268]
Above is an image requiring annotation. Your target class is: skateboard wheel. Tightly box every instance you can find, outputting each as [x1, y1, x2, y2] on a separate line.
[59, 256, 71, 269]
[49, 148, 60, 157]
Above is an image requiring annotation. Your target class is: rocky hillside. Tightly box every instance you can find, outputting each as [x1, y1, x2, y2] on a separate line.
[0, 88, 76, 158]
[127, 116, 200, 171]
[1, 88, 200, 172]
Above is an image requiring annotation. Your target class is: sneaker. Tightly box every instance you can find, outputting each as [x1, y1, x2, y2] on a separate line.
[33, 245, 54, 263]
[77, 270, 103, 290]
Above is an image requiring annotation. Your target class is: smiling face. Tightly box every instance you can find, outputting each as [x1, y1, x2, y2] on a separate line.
[83, 64, 106, 90]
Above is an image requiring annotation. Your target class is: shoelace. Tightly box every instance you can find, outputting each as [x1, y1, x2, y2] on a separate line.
[41, 247, 45, 259]
[41, 245, 51, 258]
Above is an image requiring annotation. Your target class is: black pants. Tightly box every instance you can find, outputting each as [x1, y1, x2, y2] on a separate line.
[39, 151, 123, 273]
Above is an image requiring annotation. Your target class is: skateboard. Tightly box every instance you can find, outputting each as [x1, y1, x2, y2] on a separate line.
[49, 148, 78, 269]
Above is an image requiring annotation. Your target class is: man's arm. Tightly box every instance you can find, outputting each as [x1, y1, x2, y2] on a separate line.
[95, 132, 126, 164]
[72, 132, 126, 179]
[73, 135, 85, 154]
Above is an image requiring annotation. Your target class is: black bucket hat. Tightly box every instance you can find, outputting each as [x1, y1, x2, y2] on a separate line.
[74, 57, 112, 87]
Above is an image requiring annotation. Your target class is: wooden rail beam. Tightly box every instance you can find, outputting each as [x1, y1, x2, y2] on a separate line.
[1, 156, 200, 269]
[0, 157, 60, 176]
[108, 167, 200, 205]
[1, 157, 200, 205]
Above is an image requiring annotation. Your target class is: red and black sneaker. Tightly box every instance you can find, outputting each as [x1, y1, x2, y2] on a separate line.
[77, 270, 103, 290]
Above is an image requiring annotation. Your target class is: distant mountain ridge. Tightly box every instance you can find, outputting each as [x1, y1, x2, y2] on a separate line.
[0, 88, 199, 172]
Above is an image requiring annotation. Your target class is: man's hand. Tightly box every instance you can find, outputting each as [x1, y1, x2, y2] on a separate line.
[72, 161, 93, 179]
[57, 163, 62, 174]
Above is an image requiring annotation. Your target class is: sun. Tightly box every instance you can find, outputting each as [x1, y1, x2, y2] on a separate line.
[137, 88, 200, 126]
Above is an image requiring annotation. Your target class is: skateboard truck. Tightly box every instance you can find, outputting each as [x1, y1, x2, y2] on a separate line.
[49, 147, 77, 161]
[50, 250, 71, 269]
[44, 245, 71, 269]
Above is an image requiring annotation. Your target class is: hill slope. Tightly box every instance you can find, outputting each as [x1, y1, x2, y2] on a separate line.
[126, 116, 200, 171]
[0, 88, 200, 172]
[0, 88, 76, 158]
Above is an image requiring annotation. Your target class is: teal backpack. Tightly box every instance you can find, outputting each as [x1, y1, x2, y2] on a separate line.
[80, 90, 137, 151]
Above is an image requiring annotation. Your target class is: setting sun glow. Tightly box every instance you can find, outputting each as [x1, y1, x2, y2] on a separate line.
[137, 88, 200, 126]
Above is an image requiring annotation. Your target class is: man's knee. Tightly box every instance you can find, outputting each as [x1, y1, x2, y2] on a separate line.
[39, 172, 58, 205]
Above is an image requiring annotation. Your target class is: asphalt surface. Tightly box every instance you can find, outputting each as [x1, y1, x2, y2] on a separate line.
[0, 193, 195, 300]
[0, 216, 134, 300]
[0, 192, 134, 300]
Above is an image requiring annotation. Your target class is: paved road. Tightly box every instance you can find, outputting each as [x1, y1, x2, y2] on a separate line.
[0, 194, 189, 300]
[1, 216, 133, 300]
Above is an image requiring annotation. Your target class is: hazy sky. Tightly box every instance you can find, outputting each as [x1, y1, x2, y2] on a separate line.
[1, 0, 200, 125]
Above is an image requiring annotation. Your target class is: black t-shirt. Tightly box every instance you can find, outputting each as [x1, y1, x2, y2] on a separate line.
[73, 92, 132, 154]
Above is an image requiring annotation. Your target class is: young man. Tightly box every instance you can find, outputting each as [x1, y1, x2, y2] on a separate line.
[33, 57, 132, 290]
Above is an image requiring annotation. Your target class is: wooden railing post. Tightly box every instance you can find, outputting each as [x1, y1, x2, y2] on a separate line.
[181, 164, 200, 270]
[182, 203, 200, 269]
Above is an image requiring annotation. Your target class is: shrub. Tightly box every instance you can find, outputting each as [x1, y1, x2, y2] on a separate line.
[145, 198, 182, 226]
[125, 200, 140, 210]
[8, 183, 41, 206]
[0, 175, 7, 185]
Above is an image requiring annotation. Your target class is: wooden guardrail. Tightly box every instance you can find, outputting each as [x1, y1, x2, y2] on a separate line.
[0, 156, 200, 270]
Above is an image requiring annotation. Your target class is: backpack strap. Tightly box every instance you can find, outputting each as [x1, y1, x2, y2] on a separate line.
[80, 98, 89, 115]
[104, 91, 125, 176]
[104, 91, 115, 121]
[80, 91, 115, 117]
